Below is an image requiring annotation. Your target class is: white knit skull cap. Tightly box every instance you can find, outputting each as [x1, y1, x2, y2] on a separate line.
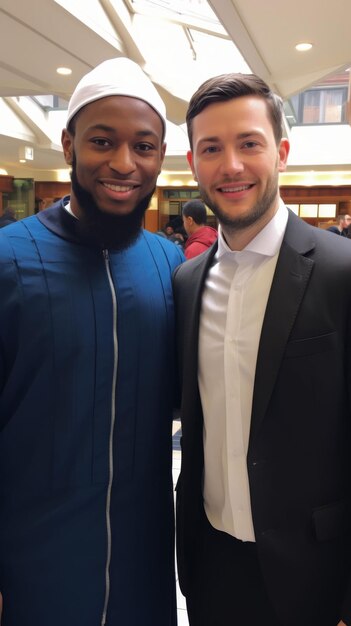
[66, 57, 166, 133]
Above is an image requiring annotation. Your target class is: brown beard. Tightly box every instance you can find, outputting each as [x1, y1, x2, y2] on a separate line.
[198, 173, 279, 233]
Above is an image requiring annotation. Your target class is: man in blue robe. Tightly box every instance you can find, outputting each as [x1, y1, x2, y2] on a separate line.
[0, 57, 183, 625]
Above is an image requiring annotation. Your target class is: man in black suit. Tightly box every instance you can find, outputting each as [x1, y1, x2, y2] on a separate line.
[173, 72, 351, 626]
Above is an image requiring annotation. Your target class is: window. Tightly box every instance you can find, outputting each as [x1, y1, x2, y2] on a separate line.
[288, 87, 348, 126]
[286, 203, 336, 219]
[318, 204, 337, 218]
[163, 189, 200, 199]
[300, 204, 318, 218]
[31, 95, 69, 111]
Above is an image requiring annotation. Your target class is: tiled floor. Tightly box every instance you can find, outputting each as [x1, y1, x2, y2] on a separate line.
[173, 446, 189, 626]
[173, 420, 189, 626]
[172, 421, 189, 626]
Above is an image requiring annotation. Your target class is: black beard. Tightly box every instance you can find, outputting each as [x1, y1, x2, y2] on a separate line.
[70, 156, 154, 250]
[198, 173, 279, 233]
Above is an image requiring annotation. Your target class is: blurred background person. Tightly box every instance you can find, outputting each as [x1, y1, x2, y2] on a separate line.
[0, 206, 17, 228]
[34, 198, 46, 214]
[182, 199, 218, 259]
[326, 213, 351, 236]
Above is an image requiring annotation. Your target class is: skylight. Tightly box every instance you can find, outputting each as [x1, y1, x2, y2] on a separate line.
[129, 0, 219, 24]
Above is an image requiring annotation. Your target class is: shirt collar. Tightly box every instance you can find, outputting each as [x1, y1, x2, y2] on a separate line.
[217, 198, 288, 260]
[63, 200, 78, 219]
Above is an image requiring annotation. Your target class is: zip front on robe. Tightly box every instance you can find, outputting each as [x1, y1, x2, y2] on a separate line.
[0, 203, 183, 625]
[101, 249, 119, 626]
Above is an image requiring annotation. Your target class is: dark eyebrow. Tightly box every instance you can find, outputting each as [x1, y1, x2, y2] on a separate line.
[196, 129, 264, 149]
[197, 136, 220, 146]
[197, 131, 265, 146]
[87, 124, 160, 139]
[237, 131, 265, 140]
[87, 124, 115, 133]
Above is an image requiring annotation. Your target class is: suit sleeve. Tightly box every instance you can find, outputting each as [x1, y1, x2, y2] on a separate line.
[340, 298, 351, 624]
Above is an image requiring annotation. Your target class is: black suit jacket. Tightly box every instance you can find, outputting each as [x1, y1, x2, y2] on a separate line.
[173, 210, 351, 626]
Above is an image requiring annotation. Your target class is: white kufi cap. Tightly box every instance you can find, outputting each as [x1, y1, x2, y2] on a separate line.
[66, 57, 166, 133]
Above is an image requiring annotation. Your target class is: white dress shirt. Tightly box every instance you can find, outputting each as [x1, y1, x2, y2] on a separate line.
[63, 201, 77, 218]
[198, 200, 288, 541]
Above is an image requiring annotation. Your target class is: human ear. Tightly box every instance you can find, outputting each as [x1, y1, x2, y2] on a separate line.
[61, 129, 74, 165]
[278, 138, 290, 172]
[187, 150, 197, 181]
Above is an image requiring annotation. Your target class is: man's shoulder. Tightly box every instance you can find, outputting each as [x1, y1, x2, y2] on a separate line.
[0, 218, 13, 228]
[285, 211, 351, 267]
[174, 243, 214, 283]
[0, 215, 36, 244]
[1, 214, 51, 240]
[0, 214, 60, 263]
[0, 218, 35, 266]
[317, 226, 351, 261]
[202, 225, 218, 236]
[142, 229, 185, 267]
[326, 225, 339, 233]
[307, 219, 351, 250]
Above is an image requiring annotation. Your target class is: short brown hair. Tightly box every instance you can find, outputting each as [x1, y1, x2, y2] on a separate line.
[186, 73, 284, 149]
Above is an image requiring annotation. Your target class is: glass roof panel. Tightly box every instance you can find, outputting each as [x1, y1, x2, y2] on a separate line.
[132, 13, 251, 102]
[129, 0, 219, 23]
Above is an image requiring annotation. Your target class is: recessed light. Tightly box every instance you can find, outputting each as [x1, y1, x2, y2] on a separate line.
[57, 67, 72, 76]
[19, 159, 26, 163]
[295, 43, 313, 52]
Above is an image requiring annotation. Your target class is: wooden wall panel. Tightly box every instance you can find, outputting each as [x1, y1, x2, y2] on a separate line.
[35, 181, 70, 204]
[0, 176, 14, 192]
[144, 209, 159, 233]
[281, 185, 351, 203]
[280, 185, 351, 228]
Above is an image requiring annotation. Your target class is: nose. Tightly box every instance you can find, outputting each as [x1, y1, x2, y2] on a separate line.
[220, 147, 244, 176]
[109, 144, 136, 175]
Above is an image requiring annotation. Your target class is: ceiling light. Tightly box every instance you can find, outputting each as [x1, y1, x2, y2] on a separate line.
[19, 159, 26, 163]
[56, 169, 71, 182]
[57, 67, 72, 75]
[295, 43, 313, 52]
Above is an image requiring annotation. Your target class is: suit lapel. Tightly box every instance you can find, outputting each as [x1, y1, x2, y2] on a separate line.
[182, 243, 218, 382]
[250, 211, 316, 439]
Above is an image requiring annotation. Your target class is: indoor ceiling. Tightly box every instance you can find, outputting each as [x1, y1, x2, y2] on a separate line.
[0, 0, 350, 176]
[209, 0, 351, 98]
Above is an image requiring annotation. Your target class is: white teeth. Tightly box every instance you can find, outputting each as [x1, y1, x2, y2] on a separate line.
[103, 183, 133, 192]
[221, 185, 251, 192]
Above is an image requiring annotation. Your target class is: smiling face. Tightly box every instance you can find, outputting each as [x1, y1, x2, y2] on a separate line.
[187, 95, 289, 249]
[62, 95, 166, 219]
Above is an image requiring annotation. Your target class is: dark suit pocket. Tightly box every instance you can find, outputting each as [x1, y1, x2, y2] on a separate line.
[285, 331, 337, 359]
[312, 499, 348, 542]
